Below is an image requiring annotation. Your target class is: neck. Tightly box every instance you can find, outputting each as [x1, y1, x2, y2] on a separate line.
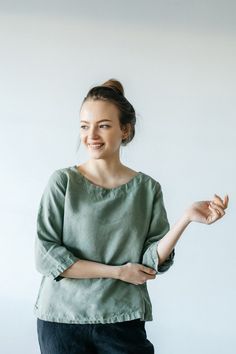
[84, 158, 126, 180]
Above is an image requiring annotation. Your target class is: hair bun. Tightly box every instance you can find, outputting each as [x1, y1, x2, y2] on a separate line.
[101, 78, 124, 96]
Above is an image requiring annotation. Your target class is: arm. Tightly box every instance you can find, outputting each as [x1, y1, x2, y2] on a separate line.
[157, 214, 190, 265]
[60, 259, 120, 280]
[141, 183, 175, 274]
[61, 193, 229, 283]
[157, 193, 229, 265]
[35, 170, 79, 280]
[60, 259, 156, 285]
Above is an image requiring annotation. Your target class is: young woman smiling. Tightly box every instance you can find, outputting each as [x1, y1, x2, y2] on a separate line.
[34, 78, 229, 354]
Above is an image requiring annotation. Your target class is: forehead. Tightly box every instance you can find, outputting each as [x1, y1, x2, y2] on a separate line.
[80, 100, 119, 123]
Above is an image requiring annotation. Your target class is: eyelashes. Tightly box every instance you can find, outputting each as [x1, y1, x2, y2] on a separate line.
[80, 125, 111, 129]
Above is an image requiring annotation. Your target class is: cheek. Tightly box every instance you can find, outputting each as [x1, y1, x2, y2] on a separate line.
[107, 136, 123, 146]
[80, 135, 88, 145]
[80, 131, 87, 138]
[108, 129, 123, 140]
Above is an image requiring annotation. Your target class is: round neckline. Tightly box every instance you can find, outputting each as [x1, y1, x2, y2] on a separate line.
[72, 165, 142, 191]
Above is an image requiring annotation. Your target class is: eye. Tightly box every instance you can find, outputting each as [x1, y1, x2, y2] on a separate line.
[80, 124, 111, 130]
[99, 125, 110, 128]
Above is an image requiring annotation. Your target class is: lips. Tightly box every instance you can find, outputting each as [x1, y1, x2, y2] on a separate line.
[88, 143, 105, 149]
[88, 143, 104, 145]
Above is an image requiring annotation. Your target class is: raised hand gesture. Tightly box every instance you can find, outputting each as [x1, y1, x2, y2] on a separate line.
[185, 194, 229, 224]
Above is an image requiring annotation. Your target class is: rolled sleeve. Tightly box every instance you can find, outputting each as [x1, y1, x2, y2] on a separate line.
[141, 183, 175, 274]
[35, 170, 79, 281]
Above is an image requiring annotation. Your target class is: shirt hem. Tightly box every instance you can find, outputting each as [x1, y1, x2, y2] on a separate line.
[34, 307, 153, 324]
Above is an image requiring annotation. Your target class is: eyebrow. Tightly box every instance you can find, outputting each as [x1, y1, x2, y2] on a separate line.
[80, 119, 112, 123]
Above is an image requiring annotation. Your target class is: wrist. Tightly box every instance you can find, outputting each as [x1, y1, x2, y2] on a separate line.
[182, 211, 192, 225]
[113, 265, 122, 280]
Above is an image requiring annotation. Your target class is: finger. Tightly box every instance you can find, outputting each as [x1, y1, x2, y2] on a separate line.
[208, 205, 220, 222]
[210, 202, 225, 215]
[142, 266, 156, 274]
[213, 194, 225, 208]
[147, 274, 157, 279]
[224, 195, 229, 208]
[214, 194, 229, 209]
[209, 203, 225, 217]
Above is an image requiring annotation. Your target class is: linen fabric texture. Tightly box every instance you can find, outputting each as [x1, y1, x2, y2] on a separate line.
[34, 166, 175, 324]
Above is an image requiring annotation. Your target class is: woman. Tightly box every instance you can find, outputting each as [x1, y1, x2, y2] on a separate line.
[34, 79, 229, 354]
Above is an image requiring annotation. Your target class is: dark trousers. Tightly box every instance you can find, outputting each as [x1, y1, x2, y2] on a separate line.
[37, 318, 155, 354]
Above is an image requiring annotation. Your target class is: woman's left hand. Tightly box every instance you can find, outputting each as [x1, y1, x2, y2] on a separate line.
[184, 194, 229, 224]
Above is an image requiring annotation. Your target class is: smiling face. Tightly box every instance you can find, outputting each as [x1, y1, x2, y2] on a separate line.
[79, 99, 130, 160]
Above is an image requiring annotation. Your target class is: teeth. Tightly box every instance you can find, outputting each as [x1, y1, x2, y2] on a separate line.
[89, 144, 103, 146]
[88, 144, 104, 149]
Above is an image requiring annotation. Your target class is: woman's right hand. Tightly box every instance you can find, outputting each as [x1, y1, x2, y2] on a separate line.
[117, 262, 157, 285]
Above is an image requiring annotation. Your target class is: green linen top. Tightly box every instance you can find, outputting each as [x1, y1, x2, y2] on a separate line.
[34, 165, 175, 324]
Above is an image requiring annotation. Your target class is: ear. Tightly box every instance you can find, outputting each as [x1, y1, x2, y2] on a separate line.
[122, 123, 131, 139]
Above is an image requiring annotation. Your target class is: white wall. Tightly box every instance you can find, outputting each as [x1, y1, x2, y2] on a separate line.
[1, 1, 235, 353]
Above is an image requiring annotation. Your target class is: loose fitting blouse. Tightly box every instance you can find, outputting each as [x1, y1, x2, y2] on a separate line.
[34, 166, 175, 324]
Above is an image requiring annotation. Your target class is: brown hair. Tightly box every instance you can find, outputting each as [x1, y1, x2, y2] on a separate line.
[79, 78, 136, 147]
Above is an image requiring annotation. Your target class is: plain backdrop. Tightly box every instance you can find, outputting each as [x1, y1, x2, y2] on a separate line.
[0, 1, 235, 353]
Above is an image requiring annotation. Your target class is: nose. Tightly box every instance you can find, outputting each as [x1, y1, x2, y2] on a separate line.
[87, 126, 100, 139]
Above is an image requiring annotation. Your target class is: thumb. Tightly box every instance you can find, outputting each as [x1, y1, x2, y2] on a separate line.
[142, 266, 156, 274]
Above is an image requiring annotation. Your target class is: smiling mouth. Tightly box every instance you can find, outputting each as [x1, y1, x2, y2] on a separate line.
[88, 143, 105, 150]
